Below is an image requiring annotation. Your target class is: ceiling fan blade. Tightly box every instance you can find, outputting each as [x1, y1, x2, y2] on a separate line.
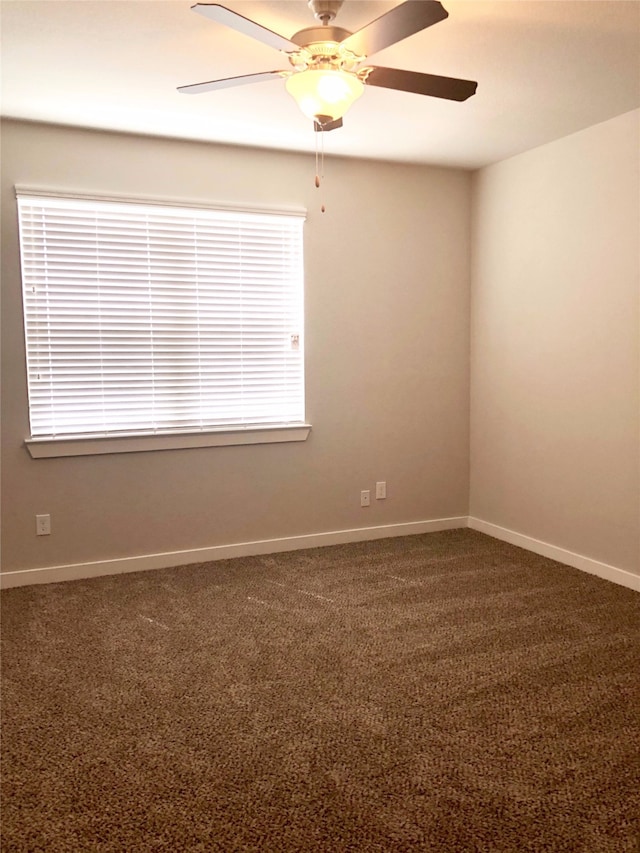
[314, 117, 343, 132]
[340, 1, 448, 57]
[192, 4, 298, 52]
[365, 66, 477, 101]
[178, 70, 284, 95]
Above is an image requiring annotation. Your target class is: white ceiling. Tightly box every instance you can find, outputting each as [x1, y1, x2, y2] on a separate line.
[1, 0, 639, 169]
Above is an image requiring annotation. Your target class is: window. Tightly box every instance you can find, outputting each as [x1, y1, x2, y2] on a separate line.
[17, 191, 309, 457]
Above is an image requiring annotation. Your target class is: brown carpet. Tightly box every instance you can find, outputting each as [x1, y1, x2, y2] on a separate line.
[1, 529, 639, 852]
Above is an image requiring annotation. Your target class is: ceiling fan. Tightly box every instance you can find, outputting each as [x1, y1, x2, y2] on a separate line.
[178, 0, 477, 132]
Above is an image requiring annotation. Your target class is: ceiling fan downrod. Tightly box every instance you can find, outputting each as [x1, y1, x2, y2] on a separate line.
[308, 0, 344, 25]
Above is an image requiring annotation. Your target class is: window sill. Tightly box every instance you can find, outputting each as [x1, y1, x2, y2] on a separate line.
[25, 424, 312, 458]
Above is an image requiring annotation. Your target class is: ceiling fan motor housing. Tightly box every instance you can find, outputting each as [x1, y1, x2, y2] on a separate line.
[308, 0, 344, 24]
[290, 26, 352, 49]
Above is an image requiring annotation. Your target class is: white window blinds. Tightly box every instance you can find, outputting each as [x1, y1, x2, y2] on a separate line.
[17, 193, 305, 439]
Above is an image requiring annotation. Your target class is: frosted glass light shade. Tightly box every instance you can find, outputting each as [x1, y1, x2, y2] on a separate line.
[285, 69, 364, 122]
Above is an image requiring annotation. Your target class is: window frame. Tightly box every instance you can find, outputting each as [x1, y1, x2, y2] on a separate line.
[16, 188, 311, 458]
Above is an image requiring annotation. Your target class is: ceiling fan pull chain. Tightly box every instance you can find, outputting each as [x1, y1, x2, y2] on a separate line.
[314, 123, 326, 212]
[320, 125, 326, 213]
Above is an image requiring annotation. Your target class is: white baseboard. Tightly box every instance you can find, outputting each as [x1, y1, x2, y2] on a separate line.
[0, 516, 467, 589]
[468, 517, 640, 593]
[4, 516, 636, 593]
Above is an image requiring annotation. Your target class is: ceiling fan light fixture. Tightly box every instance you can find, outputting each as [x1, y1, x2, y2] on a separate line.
[285, 69, 364, 122]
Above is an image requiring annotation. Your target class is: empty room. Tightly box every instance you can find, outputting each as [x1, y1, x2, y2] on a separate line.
[1, 1, 639, 850]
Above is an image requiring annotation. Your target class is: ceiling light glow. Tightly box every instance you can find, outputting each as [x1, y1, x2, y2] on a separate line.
[285, 69, 364, 122]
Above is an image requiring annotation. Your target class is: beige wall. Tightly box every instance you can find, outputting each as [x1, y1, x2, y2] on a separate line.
[4, 112, 638, 580]
[0, 120, 471, 572]
[470, 110, 640, 575]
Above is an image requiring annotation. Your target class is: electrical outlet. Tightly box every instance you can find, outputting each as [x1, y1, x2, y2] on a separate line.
[376, 481, 387, 500]
[360, 490, 371, 507]
[36, 514, 51, 536]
